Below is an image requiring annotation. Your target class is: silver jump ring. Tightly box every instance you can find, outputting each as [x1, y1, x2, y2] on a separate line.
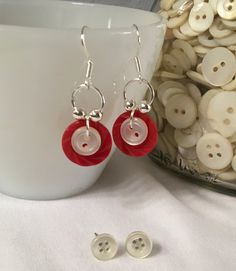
[123, 78, 155, 107]
[72, 83, 105, 114]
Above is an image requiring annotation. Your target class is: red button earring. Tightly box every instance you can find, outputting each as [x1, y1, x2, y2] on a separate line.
[62, 26, 112, 166]
[112, 24, 158, 157]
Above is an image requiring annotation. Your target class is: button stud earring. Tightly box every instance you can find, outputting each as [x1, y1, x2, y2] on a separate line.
[91, 233, 118, 261]
[125, 231, 153, 259]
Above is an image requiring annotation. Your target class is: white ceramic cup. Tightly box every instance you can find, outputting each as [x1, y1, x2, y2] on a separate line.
[0, 0, 165, 200]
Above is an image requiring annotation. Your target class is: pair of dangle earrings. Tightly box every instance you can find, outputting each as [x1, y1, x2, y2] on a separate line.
[62, 25, 158, 167]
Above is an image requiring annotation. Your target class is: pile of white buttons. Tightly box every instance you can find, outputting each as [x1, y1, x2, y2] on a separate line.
[151, 0, 236, 181]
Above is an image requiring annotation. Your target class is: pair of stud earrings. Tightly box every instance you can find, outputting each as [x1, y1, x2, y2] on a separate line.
[62, 25, 158, 167]
[91, 231, 153, 261]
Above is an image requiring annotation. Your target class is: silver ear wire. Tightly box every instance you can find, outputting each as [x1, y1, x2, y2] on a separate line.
[133, 24, 142, 79]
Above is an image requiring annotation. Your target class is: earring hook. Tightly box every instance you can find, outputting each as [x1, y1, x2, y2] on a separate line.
[133, 24, 142, 79]
[81, 26, 94, 85]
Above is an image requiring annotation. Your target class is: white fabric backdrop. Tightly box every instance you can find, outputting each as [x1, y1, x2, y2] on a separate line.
[0, 151, 236, 271]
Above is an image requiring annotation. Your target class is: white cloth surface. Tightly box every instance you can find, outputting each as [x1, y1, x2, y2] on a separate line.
[0, 151, 236, 271]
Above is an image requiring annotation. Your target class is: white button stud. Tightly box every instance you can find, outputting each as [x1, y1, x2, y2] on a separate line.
[91, 233, 118, 261]
[125, 231, 153, 259]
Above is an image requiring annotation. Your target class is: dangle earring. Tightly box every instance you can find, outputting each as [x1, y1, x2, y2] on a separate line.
[62, 26, 112, 166]
[112, 24, 158, 157]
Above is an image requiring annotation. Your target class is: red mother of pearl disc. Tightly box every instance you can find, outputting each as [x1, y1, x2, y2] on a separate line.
[62, 120, 112, 166]
[112, 111, 158, 157]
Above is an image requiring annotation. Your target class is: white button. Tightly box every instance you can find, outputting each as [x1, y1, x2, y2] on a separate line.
[160, 87, 186, 106]
[186, 71, 214, 88]
[215, 33, 236, 46]
[231, 155, 236, 172]
[201, 47, 236, 86]
[189, 3, 214, 32]
[180, 21, 199, 37]
[157, 80, 187, 102]
[91, 233, 118, 261]
[186, 83, 202, 104]
[167, 11, 189, 28]
[194, 45, 211, 55]
[125, 231, 152, 259]
[178, 146, 197, 160]
[173, 28, 193, 41]
[219, 170, 236, 181]
[165, 94, 197, 129]
[163, 54, 184, 75]
[174, 121, 203, 148]
[170, 48, 192, 71]
[160, 0, 175, 10]
[198, 88, 222, 118]
[71, 126, 101, 156]
[196, 133, 233, 170]
[222, 74, 236, 91]
[222, 18, 236, 30]
[217, 0, 236, 20]
[121, 117, 148, 146]
[198, 31, 219, 48]
[156, 70, 186, 80]
[172, 39, 197, 67]
[209, 17, 233, 38]
[207, 91, 236, 137]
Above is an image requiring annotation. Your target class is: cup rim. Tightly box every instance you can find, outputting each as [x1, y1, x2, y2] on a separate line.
[0, 0, 166, 31]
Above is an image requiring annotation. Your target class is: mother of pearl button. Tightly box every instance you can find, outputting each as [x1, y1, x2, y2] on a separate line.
[189, 3, 214, 32]
[207, 91, 236, 137]
[120, 117, 148, 146]
[71, 126, 101, 156]
[201, 47, 236, 86]
[217, 0, 236, 20]
[196, 133, 233, 170]
[165, 94, 197, 129]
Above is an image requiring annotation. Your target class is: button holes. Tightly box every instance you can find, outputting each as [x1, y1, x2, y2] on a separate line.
[105, 247, 110, 252]
[99, 249, 104, 253]
[98, 242, 103, 247]
[141, 244, 145, 247]
[202, 14, 207, 19]
[132, 240, 137, 244]
[217, 153, 222, 157]
[208, 153, 213, 158]
[227, 107, 234, 113]
[134, 132, 139, 137]
[196, 15, 200, 20]
[105, 241, 109, 245]
[220, 61, 226, 67]
[135, 246, 139, 250]
[174, 108, 179, 113]
[223, 118, 231, 125]
[215, 144, 220, 148]
[207, 144, 212, 149]
[230, 0, 234, 2]
[138, 238, 143, 242]
[181, 110, 186, 115]
[82, 143, 88, 148]
[228, 5, 233, 10]
[213, 66, 218, 72]
[232, 75, 236, 80]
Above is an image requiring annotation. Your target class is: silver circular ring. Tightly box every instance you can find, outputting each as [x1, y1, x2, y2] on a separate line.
[72, 83, 105, 115]
[123, 78, 155, 107]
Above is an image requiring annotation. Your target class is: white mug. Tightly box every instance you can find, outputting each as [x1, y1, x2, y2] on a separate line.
[0, 0, 165, 200]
